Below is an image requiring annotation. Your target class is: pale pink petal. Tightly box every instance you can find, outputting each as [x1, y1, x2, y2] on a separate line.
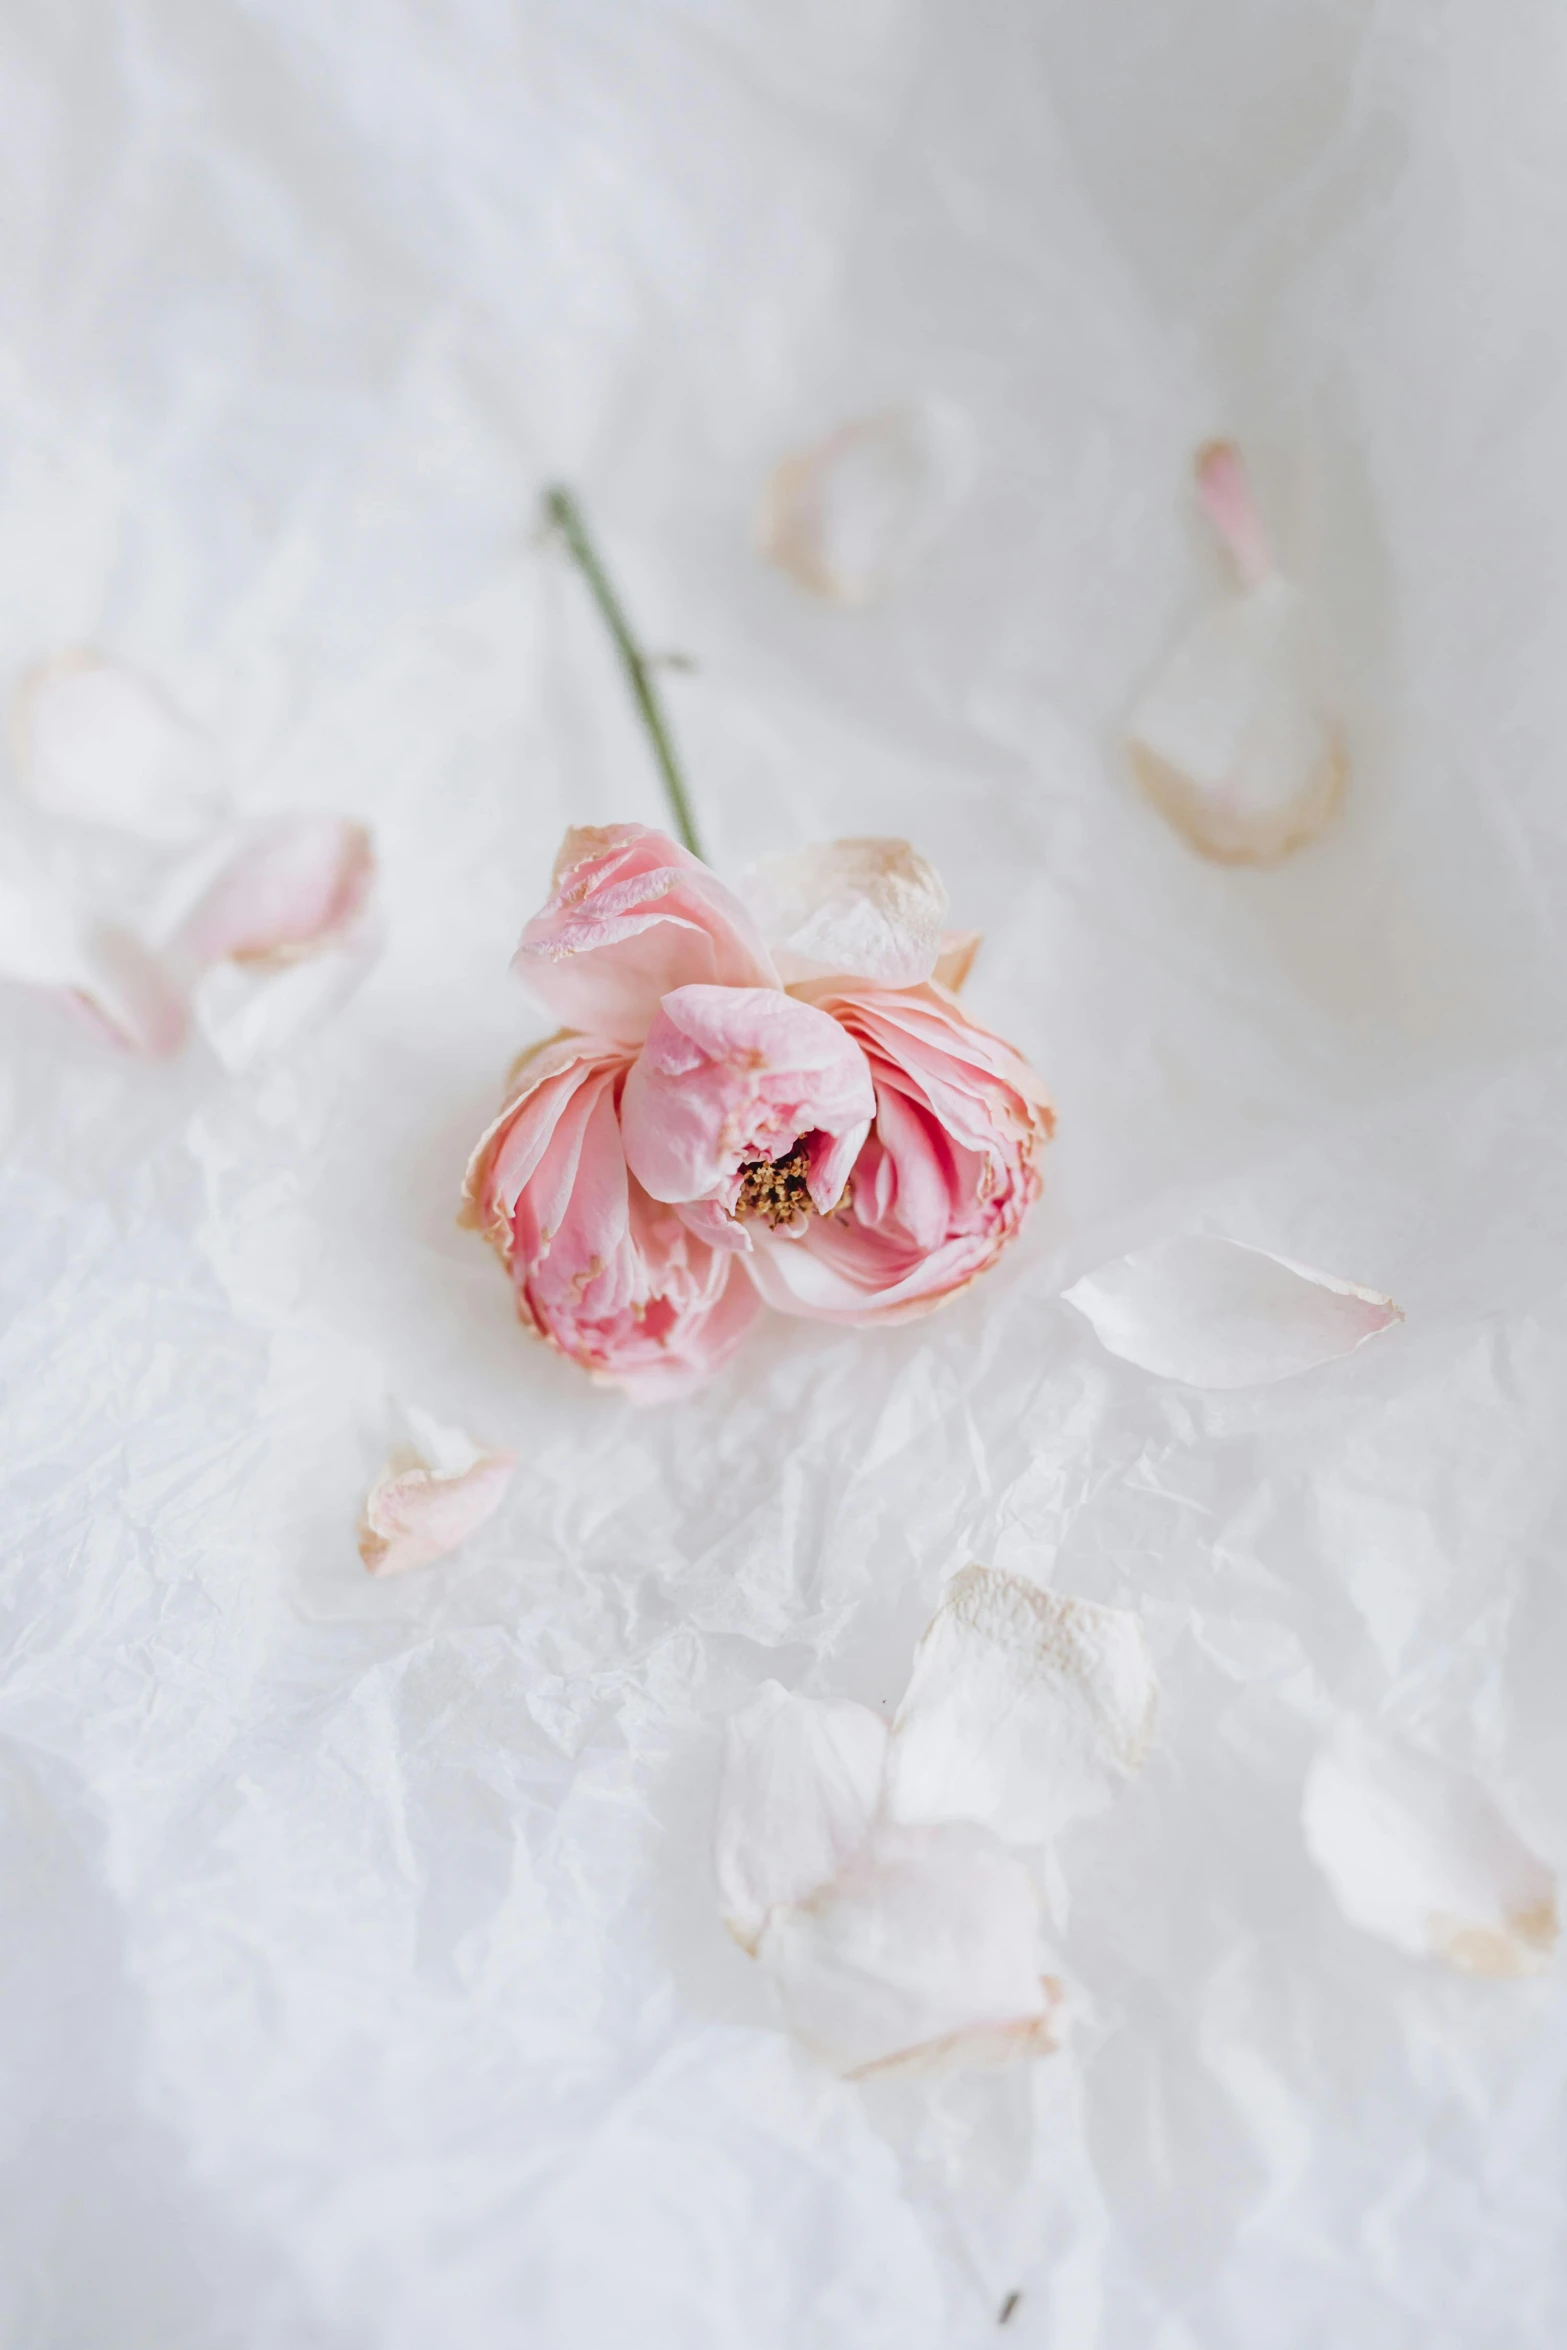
[169, 815, 376, 969]
[1063, 1236, 1402, 1388]
[758, 1819, 1063, 2078]
[886, 1564, 1157, 1845]
[755, 405, 974, 606]
[0, 852, 188, 1057]
[1195, 440, 1273, 588]
[1304, 1725, 1558, 1977]
[190, 925, 381, 1070]
[715, 1682, 888, 1955]
[621, 983, 874, 1216]
[515, 824, 778, 1046]
[358, 1406, 515, 1579]
[739, 838, 949, 987]
[11, 651, 218, 841]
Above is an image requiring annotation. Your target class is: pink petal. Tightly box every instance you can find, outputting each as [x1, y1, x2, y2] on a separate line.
[1196, 441, 1273, 587]
[170, 815, 376, 970]
[358, 1408, 516, 1578]
[1063, 1236, 1402, 1388]
[0, 853, 188, 1057]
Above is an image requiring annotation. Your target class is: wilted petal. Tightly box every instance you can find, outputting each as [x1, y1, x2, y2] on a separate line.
[169, 814, 376, 968]
[1063, 1236, 1401, 1388]
[756, 404, 974, 606]
[11, 651, 218, 842]
[739, 838, 949, 988]
[886, 1563, 1157, 1844]
[714, 1682, 888, 1955]
[758, 1819, 1063, 2078]
[1303, 1725, 1558, 1977]
[1129, 444, 1345, 866]
[358, 1405, 516, 1579]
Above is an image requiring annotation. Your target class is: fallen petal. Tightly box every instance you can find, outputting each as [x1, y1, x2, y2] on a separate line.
[358, 1405, 516, 1578]
[11, 651, 218, 842]
[168, 814, 376, 970]
[739, 837, 949, 988]
[0, 847, 187, 1056]
[758, 1818, 1063, 2077]
[1063, 1236, 1401, 1388]
[1129, 446, 1344, 866]
[1303, 1725, 1559, 1977]
[190, 924, 381, 1070]
[886, 1563, 1157, 1844]
[756, 405, 973, 606]
[714, 1682, 888, 1955]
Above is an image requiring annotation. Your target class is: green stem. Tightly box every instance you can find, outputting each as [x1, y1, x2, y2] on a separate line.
[542, 484, 705, 862]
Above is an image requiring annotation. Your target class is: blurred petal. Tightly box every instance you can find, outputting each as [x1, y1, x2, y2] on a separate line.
[756, 404, 974, 606]
[932, 929, 981, 993]
[1129, 446, 1344, 866]
[170, 814, 376, 969]
[11, 651, 218, 842]
[714, 1682, 888, 1955]
[0, 848, 187, 1056]
[358, 1405, 516, 1579]
[740, 837, 949, 988]
[758, 1819, 1063, 2077]
[1063, 1236, 1402, 1388]
[190, 921, 381, 1069]
[1303, 1725, 1558, 1976]
[886, 1564, 1157, 1843]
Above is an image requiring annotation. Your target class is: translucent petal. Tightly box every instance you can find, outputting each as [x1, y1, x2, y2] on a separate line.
[755, 405, 973, 606]
[1063, 1236, 1401, 1388]
[714, 1682, 888, 1955]
[739, 837, 949, 988]
[11, 651, 218, 842]
[1303, 1725, 1558, 1976]
[758, 1818, 1063, 2077]
[886, 1563, 1157, 1843]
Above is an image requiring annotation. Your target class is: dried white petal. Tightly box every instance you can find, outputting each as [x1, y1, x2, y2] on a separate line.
[739, 837, 949, 987]
[0, 845, 187, 1056]
[190, 926, 381, 1070]
[1063, 1236, 1402, 1389]
[1128, 444, 1345, 865]
[886, 1563, 1156, 1843]
[11, 651, 217, 842]
[758, 1818, 1063, 2078]
[358, 1406, 516, 1579]
[1303, 1725, 1558, 1977]
[756, 404, 973, 606]
[714, 1682, 888, 1955]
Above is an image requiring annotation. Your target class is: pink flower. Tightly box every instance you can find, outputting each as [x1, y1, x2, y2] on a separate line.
[513, 824, 777, 1045]
[461, 1031, 758, 1400]
[740, 980, 1053, 1324]
[620, 984, 874, 1245]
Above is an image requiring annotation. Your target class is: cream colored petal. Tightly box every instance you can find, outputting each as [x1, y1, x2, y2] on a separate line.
[758, 1818, 1063, 2078]
[0, 851, 187, 1056]
[755, 405, 973, 606]
[1303, 1725, 1558, 1977]
[358, 1407, 516, 1579]
[190, 922, 381, 1070]
[1063, 1236, 1402, 1389]
[886, 1563, 1156, 1844]
[12, 651, 218, 842]
[932, 928, 982, 993]
[739, 837, 949, 987]
[714, 1682, 888, 1955]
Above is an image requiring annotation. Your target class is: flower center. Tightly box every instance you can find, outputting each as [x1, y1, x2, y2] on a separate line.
[734, 1142, 815, 1227]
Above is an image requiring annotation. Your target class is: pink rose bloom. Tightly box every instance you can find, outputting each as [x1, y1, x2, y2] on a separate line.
[461, 1032, 758, 1400]
[739, 979, 1053, 1324]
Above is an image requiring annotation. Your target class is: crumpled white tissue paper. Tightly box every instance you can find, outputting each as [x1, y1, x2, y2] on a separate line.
[2, 4, 1567, 2348]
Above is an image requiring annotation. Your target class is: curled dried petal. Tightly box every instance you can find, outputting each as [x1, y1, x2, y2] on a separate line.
[886, 1563, 1157, 1843]
[739, 837, 950, 988]
[1303, 1726, 1559, 1977]
[756, 405, 973, 606]
[169, 814, 376, 969]
[758, 1819, 1063, 2078]
[714, 1682, 888, 1955]
[11, 651, 217, 841]
[358, 1406, 516, 1579]
[1063, 1236, 1401, 1388]
[0, 850, 187, 1056]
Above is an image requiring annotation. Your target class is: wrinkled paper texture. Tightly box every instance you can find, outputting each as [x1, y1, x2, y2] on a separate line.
[1, 5, 1566, 2348]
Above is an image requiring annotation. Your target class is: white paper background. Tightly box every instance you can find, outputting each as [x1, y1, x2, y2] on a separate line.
[2, 3, 1565, 2343]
